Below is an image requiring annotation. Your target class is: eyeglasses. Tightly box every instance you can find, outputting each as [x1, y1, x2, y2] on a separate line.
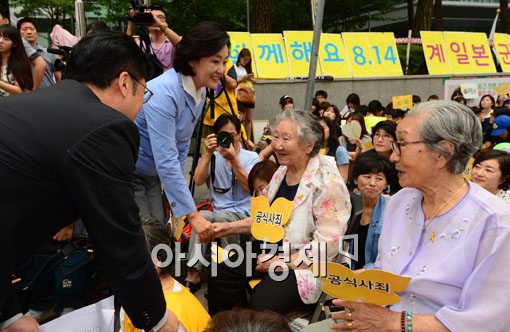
[373, 132, 393, 140]
[391, 140, 427, 155]
[128, 72, 153, 104]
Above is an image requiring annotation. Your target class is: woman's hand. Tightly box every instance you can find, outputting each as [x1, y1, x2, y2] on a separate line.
[330, 300, 400, 331]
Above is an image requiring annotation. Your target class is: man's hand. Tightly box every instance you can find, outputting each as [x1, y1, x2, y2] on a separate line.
[151, 11, 167, 31]
[157, 310, 179, 332]
[187, 212, 213, 243]
[212, 222, 232, 238]
[52, 224, 74, 242]
[1, 316, 39, 332]
[204, 134, 217, 154]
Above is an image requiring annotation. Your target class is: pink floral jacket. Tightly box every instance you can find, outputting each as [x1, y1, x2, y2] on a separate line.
[265, 154, 351, 303]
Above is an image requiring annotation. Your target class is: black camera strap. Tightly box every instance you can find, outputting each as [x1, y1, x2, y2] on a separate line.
[210, 154, 235, 194]
[220, 75, 249, 150]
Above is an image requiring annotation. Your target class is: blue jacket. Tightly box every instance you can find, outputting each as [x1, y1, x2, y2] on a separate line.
[349, 194, 387, 270]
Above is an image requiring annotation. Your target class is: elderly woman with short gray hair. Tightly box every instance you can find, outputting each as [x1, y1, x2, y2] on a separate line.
[332, 101, 510, 331]
[208, 109, 351, 315]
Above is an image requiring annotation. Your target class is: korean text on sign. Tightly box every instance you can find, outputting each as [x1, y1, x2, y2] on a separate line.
[251, 33, 290, 79]
[420, 31, 451, 75]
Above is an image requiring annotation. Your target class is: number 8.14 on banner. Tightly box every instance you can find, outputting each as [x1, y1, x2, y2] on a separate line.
[342, 32, 403, 77]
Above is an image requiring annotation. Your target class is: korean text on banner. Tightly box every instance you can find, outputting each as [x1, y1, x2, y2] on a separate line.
[283, 31, 314, 77]
[342, 32, 375, 77]
[367, 32, 403, 77]
[494, 33, 510, 73]
[420, 31, 451, 75]
[319, 33, 351, 78]
[228, 31, 253, 69]
[443, 32, 496, 74]
[251, 33, 290, 79]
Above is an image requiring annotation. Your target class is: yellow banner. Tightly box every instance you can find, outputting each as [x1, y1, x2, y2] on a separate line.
[318, 33, 351, 78]
[495, 82, 510, 96]
[367, 32, 403, 76]
[342, 32, 375, 77]
[420, 31, 451, 75]
[251, 33, 290, 79]
[283, 31, 314, 77]
[494, 33, 510, 73]
[443, 32, 496, 74]
[228, 31, 253, 66]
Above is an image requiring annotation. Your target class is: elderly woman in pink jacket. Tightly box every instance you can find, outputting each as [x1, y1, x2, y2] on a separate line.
[207, 109, 351, 315]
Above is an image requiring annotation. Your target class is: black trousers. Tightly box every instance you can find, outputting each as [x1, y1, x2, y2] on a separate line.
[207, 246, 310, 315]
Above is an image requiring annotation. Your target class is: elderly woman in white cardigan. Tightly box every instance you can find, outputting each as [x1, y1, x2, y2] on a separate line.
[207, 109, 351, 315]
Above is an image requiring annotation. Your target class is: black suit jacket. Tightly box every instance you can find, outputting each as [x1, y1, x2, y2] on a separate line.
[0, 80, 165, 330]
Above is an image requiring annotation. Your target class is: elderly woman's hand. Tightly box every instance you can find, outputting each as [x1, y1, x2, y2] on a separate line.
[255, 253, 286, 273]
[212, 222, 232, 238]
[330, 300, 400, 331]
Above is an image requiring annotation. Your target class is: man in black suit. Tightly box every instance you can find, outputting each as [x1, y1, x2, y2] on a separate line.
[0, 31, 177, 332]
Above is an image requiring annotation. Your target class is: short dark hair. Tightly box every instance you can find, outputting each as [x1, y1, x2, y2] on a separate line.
[368, 100, 384, 114]
[473, 150, 510, 190]
[16, 17, 37, 31]
[174, 21, 230, 76]
[279, 95, 293, 108]
[317, 101, 331, 112]
[493, 106, 510, 118]
[428, 94, 439, 101]
[206, 308, 291, 332]
[346, 93, 360, 108]
[371, 120, 397, 141]
[64, 31, 150, 88]
[315, 90, 328, 99]
[248, 160, 278, 195]
[213, 113, 241, 134]
[352, 152, 393, 185]
[141, 216, 175, 276]
[148, 4, 167, 16]
[412, 95, 422, 104]
[86, 20, 109, 35]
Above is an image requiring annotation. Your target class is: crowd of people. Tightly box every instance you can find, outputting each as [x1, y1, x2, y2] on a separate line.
[0, 4, 509, 332]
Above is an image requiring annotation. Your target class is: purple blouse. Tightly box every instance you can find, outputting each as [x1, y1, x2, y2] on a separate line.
[375, 182, 510, 331]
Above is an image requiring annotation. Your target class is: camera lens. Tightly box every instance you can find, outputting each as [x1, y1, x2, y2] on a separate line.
[217, 132, 232, 148]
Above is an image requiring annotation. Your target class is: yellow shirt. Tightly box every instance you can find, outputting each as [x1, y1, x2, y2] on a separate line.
[123, 280, 210, 332]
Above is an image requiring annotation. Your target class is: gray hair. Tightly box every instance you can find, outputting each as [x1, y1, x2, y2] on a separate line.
[273, 109, 323, 157]
[406, 100, 482, 174]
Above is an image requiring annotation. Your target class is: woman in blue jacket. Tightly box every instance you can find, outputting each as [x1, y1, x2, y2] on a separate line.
[347, 152, 392, 270]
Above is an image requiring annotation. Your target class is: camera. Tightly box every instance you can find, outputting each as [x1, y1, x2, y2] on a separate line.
[217, 132, 233, 148]
[128, 0, 154, 25]
[47, 46, 72, 72]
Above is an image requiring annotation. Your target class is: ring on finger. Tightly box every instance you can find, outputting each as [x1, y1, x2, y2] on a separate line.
[346, 321, 353, 330]
[346, 312, 353, 321]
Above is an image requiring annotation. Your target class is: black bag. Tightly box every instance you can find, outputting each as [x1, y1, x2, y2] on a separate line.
[14, 238, 96, 312]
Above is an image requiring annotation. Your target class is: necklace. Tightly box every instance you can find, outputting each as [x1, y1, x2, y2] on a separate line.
[422, 181, 466, 242]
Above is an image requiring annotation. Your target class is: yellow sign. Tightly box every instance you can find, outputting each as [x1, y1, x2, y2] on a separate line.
[494, 33, 510, 73]
[316, 263, 411, 306]
[319, 33, 351, 78]
[342, 33, 374, 77]
[170, 215, 186, 241]
[495, 82, 510, 96]
[367, 32, 403, 76]
[250, 195, 293, 243]
[283, 31, 314, 77]
[443, 32, 496, 74]
[420, 31, 451, 75]
[392, 95, 413, 110]
[251, 33, 290, 79]
[364, 116, 388, 133]
[228, 31, 253, 71]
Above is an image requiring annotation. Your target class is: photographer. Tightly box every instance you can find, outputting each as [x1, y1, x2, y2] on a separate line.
[17, 17, 61, 88]
[185, 114, 259, 292]
[126, 4, 180, 73]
